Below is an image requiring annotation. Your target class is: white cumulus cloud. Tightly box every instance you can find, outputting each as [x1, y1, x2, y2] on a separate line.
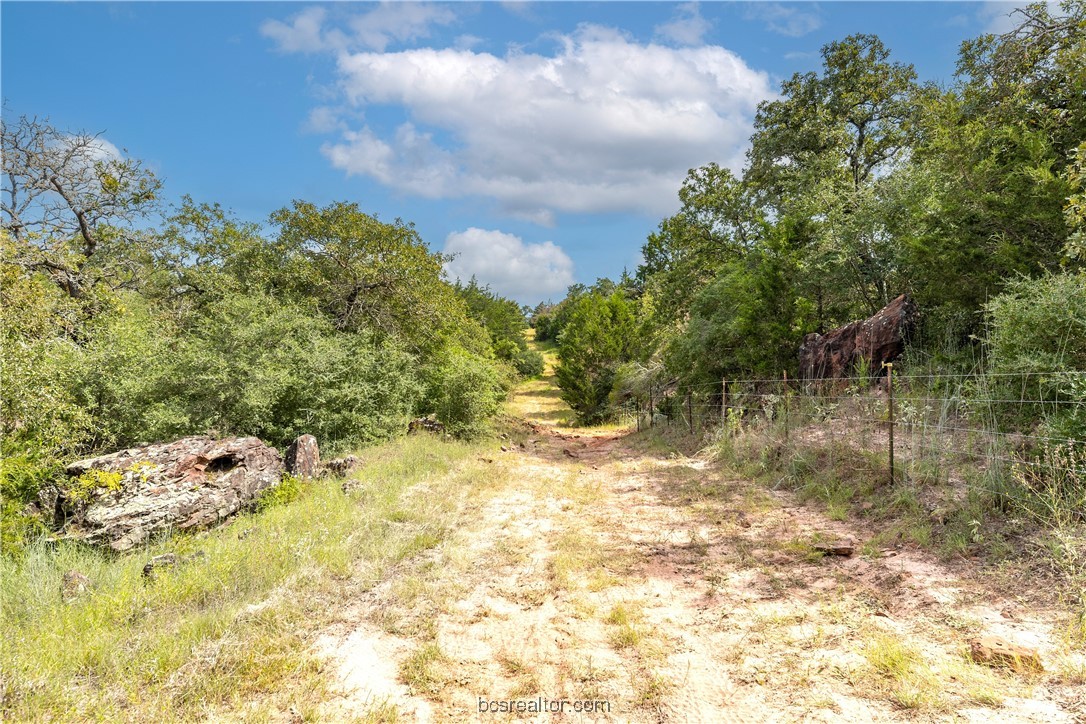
[81, 137, 123, 163]
[46, 135, 124, 175]
[348, 2, 457, 52]
[261, 7, 331, 53]
[654, 3, 712, 46]
[443, 228, 575, 301]
[261, 3, 456, 53]
[319, 24, 773, 221]
[744, 3, 823, 37]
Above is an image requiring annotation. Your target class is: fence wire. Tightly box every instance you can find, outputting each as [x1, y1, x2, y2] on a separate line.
[617, 370, 1084, 507]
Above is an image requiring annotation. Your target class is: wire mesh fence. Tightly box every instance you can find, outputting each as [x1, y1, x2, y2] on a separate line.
[617, 368, 1085, 521]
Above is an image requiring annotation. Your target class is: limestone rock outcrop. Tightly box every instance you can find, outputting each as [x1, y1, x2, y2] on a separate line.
[59, 436, 283, 551]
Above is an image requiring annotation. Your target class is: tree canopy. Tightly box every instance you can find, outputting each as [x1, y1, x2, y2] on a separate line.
[1, 116, 543, 551]
[550, 1, 1085, 421]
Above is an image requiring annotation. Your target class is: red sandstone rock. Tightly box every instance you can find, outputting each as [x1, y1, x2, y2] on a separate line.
[285, 434, 320, 479]
[799, 294, 918, 380]
[969, 635, 1043, 673]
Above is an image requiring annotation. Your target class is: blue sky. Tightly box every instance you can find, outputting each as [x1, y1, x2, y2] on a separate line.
[1, 1, 1028, 305]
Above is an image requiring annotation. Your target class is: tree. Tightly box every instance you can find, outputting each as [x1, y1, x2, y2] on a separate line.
[555, 290, 638, 423]
[456, 279, 543, 377]
[956, 0, 1085, 160]
[427, 349, 506, 439]
[1, 116, 161, 302]
[665, 218, 816, 383]
[748, 34, 925, 318]
[0, 233, 91, 460]
[902, 1, 1085, 326]
[269, 200, 487, 355]
[984, 271, 1086, 439]
[533, 283, 588, 343]
[750, 35, 921, 206]
[1067, 142, 1086, 261]
[151, 196, 273, 317]
[639, 164, 763, 326]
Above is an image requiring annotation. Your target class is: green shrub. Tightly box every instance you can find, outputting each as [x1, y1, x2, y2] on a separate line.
[0, 260, 94, 460]
[68, 292, 185, 449]
[986, 272, 1086, 376]
[984, 272, 1086, 438]
[428, 350, 505, 439]
[513, 347, 545, 377]
[254, 474, 302, 512]
[82, 292, 424, 453]
[555, 291, 638, 424]
[0, 455, 56, 557]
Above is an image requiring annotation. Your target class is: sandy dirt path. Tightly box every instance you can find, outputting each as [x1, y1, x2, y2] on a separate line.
[313, 358, 1085, 723]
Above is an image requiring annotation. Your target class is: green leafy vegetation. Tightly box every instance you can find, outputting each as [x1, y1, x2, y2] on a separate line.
[554, 287, 640, 424]
[426, 348, 507, 439]
[4, 5, 1085, 719]
[0, 435, 491, 720]
[546, 2, 1084, 412]
[546, 2, 1084, 471]
[0, 119, 535, 555]
[457, 278, 544, 377]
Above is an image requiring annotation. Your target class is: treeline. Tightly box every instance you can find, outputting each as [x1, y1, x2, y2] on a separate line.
[0, 118, 537, 552]
[540, 2, 1085, 432]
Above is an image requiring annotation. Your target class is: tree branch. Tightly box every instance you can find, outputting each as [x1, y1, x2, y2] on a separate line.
[49, 175, 98, 260]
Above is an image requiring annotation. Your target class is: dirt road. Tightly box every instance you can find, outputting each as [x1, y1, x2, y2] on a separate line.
[314, 362, 1085, 722]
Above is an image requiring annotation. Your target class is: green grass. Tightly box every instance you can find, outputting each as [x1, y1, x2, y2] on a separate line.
[605, 603, 645, 650]
[860, 632, 948, 711]
[0, 434, 493, 721]
[505, 331, 577, 428]
[398, 642, 450, 696]
[548, 528, 616, 592]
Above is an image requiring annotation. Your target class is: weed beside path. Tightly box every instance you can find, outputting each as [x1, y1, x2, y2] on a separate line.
[0, 437, 499, 721]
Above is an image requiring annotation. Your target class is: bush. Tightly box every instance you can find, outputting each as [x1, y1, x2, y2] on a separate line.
[555, 291, 638, 424]
[513, 347, 545, 377]
[168, 292, 423, 452]
[0, 455, 55, 557]
[287, 333, 422, 452]
[456, 279, 541, 379]
[986, 272, 1086, 376]
[254, 474, 303, 512]
[428, 350, 506, 439]
[984, 272, 1086, 438]
[0, 261, 94, 460]
[664, 226, 814, 385]
[68, 292, 187, 449]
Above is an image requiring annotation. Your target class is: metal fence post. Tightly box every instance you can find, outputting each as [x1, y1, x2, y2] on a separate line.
[886, 362, 895, 485]
[649, 383, 655, 428]
[721, 377, 728, 426]
[783, 371, 790, 444]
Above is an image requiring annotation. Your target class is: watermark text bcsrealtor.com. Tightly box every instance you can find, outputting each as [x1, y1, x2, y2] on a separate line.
[478, 696, 612, 714]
